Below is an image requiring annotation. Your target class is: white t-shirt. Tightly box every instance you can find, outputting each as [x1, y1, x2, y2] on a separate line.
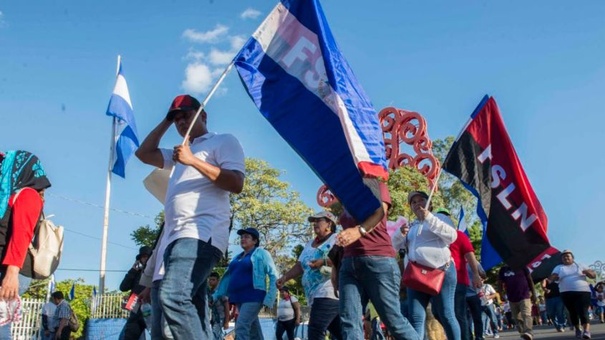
[41, 302, 57, 330]
[551, 263, 591, 293]
[153, 132, 245, 281]
[481, 284, 497, 306]
[596, 291, 605, 307]
[277, 296, 298, 321]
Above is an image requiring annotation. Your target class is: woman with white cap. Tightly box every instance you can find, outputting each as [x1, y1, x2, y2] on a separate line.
[550, 249, 596, 339]
[277, 210, 342, 339]
[392, 191, 460, 340]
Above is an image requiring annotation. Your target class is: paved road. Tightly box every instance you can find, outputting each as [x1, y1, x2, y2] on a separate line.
[495, 322, 605, 340]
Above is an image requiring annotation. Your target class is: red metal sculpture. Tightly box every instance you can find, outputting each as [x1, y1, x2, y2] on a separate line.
[316, 106, 440, 208]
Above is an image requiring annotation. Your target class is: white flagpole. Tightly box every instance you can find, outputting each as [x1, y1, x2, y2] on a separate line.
[99, 55, 120, 293]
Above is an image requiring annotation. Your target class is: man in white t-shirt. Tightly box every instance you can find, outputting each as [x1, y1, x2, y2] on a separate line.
[41, 301, 57, 340]
[136, 94, 245, 339]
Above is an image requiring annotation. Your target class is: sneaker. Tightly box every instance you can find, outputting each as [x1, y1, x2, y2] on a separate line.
[520, 333, 533, 340]
[576, 328, 582, 339]
[582, 331, 591, 339]
[494, 334, 500, 339]
[556, 328, 565, 333]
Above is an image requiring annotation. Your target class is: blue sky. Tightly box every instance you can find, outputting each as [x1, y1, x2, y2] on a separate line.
[1, 1, 604, 291]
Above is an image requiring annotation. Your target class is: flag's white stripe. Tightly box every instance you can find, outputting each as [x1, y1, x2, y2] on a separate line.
[253, 4, 372, 165]
[113, 73, 133, 109]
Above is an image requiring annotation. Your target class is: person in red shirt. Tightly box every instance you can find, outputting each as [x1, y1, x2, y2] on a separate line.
[334, 180, 419, 340]
[0, 150, 51, 301]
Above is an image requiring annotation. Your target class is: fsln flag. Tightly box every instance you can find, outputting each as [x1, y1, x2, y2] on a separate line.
[106, 59, 139, 178]
[442, 95, 560, 280]
[69, 283, 75, 301]
[234, 0, 387, 222]
[457, 207, 468, 235]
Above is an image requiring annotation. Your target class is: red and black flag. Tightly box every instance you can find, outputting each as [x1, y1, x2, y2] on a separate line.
[442, 95, 560, 280]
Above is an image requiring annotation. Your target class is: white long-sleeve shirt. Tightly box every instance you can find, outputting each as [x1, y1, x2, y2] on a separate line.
[392, 212, 457, 269]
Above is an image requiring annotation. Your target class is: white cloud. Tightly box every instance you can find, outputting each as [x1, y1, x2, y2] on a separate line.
[181, 63, 213, 95]
[185, 50, 205, 62]
[0, 11, 5, 27]
[208, 48, 235, 66]
[240, 8, 262, 20]
[182, 24, 229, 44]
[230, 35, 247, 51]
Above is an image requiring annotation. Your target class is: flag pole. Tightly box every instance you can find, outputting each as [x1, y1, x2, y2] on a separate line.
[99, 55, 120, 293]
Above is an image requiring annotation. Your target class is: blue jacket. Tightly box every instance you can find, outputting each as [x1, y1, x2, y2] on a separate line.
[215, 247, 278, 308]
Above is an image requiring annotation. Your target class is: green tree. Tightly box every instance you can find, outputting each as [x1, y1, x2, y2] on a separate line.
[229, 158, 313, 272]
[131, 212, 164, 248]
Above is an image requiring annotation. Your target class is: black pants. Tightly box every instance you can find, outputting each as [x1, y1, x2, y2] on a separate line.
[56, 327, 71, 340]
[276, 318, 296, 340]
[120, 310, 147, 340]
[561, 291, 591, 327]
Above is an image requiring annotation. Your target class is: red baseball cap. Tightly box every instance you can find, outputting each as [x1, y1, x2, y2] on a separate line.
[166, 94, 201, 121]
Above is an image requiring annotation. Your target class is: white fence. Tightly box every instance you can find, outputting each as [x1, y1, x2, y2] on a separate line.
[90, 294, 129, 319]
[12, 298, 44, 340]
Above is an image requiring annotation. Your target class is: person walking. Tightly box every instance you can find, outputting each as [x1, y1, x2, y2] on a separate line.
[550, 249, 597, 339]
[392, 191, 460, 340]
[0, 151, 51, 338]
[498, 266, 537, 340]
[277, 210, 342, 339]
[215, 227, 278, 340]
[542, 278, 566, 332]
[335, 180, 419, 340]
[136, 94, 245, 339]
[275, 287, 301, 340]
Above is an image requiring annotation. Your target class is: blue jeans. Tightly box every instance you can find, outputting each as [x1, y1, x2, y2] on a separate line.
[151, 280, 173, 339]
[482, 304, 499, 335]
[454, 284, 470, 340]
[545, 296, 566, 330]
[408, 263, 460, 340]
[308, 297, 341, 339]
[466, 295, 484, 340]
[339, 256, 419, 340]
[159, 238, 222, 339]
[235, 302, 264, 340]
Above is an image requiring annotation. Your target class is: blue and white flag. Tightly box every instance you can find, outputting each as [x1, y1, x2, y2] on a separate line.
[235, 0, 388, 222]
[69, 283, 75, 301]
[457, 207, 469, 235]
[106, 60, 139, 178]
[46, 274, 56, 302]
[91, 286, 98, 315]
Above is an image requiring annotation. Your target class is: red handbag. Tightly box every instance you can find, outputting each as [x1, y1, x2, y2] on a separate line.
[402, 261, 445, 296]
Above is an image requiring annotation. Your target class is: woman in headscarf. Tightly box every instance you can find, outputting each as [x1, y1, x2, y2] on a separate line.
[550, 249, 596, 339]
[277, 210, 342, 339]
[0, 150, 51, 336]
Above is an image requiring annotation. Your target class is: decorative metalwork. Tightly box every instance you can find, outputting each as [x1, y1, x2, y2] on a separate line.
[589, 260, 605, 282]
[379, 107, 440, 187]
[316, 106, 440, 207]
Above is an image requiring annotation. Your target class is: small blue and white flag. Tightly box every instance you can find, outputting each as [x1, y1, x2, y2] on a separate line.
[235, 0, 388, 222]
[458, 206, 469, 235]
[106, 59, 139, 178]
[91, 286, 98, 314]
[46, 274, 56, 302]
[69, 283, 75, 301]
